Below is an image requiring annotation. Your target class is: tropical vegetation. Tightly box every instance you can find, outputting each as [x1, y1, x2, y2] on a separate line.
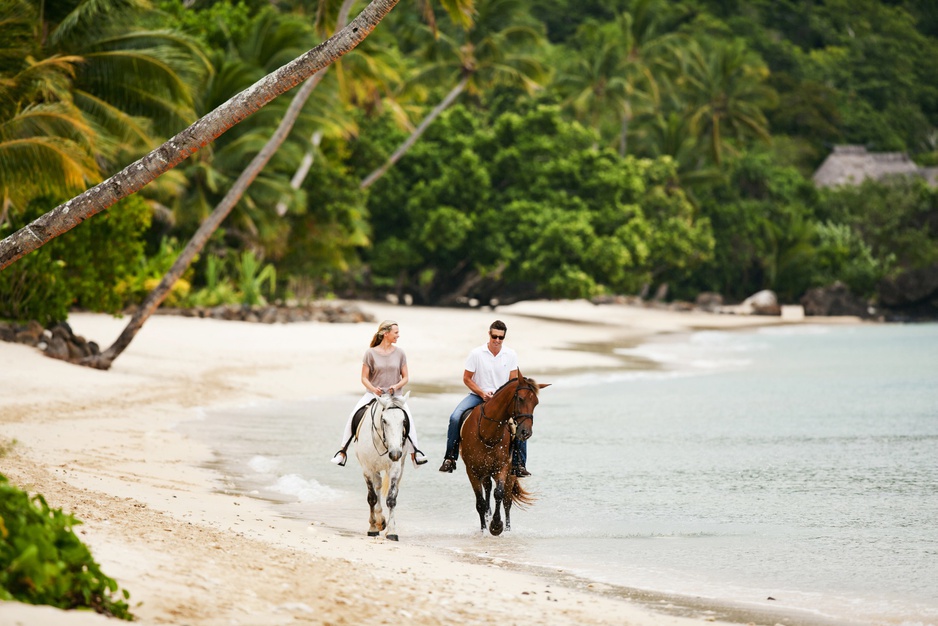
[0, 472, 133, 619]
[1, 0, 937, 325]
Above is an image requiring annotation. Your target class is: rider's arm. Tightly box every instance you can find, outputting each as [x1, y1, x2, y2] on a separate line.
[463, 369, 491, 400]
[391, 363, 409, 394]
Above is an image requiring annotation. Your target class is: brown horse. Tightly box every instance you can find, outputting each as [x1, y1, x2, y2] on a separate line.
[459, 372, 549, 535]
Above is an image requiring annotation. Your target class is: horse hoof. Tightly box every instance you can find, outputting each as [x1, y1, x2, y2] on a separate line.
[490, 521, 504, 536]
[368, 531, 380, 537]
[387, 534, 399, 541]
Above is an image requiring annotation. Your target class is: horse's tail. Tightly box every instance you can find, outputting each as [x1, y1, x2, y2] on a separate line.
[506, 477, 536, 509]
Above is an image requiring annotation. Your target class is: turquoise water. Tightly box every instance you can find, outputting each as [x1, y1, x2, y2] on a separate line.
[180, 323, 938, 625]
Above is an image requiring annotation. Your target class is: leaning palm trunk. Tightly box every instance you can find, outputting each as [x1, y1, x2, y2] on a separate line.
[0, 0, 400, 271]
[360, 75, 469, 190]
[83, 70, 328, 369]
[84, 0, 365, 370]
[276, 130, 322, 216]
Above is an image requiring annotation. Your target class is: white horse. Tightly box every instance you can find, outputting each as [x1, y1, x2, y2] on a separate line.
[354, 391, 410, 541]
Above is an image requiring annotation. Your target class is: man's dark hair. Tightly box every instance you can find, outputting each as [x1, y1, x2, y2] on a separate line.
[490, 320, 507, 333]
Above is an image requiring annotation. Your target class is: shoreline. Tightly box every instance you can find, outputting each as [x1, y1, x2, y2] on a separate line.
[0, 300, 862, 626]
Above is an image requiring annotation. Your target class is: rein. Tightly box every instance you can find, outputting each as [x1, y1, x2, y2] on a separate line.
[477, 380, 537, 448]
[370, 402, 406, 458]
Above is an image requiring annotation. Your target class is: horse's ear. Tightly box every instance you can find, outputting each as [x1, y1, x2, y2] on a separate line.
[400, 390, 410, 402]
[538, 383, 551, 389]
[377, 394, 391, 408]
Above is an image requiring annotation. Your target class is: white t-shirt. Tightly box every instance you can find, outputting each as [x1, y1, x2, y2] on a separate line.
[465, 344, 519, 394]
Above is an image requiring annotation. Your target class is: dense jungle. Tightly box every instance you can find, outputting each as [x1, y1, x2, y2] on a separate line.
[2, 0, 937, 323]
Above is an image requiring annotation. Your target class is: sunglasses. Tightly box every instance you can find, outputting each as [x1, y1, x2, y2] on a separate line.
[489, 333, 506, 341]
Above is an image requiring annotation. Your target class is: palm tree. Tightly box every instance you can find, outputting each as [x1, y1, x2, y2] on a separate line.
[35, 0, 210, 167]
[0, 0, 97, 221]
[553, 0, 684, 155]
[677, 38, 777, 165]
[0, 0, 403, 271]
[359, 0, 547, 189]
[77, 0, 474, 369]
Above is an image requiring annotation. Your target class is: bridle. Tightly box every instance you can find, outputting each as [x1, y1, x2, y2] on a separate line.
[370, 401, 407, 457]
[478, 379, 538, 446]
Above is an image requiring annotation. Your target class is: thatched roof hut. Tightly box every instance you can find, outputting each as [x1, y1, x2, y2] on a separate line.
[812, 145, 935, 188]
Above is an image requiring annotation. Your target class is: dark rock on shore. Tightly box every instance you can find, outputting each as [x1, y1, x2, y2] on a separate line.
[878, 264, 938, 320]
[151, 301, 373, 324]
[801, 282, 874, 318]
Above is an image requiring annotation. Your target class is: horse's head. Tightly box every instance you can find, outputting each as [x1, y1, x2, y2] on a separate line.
[511, 372, 550, 442]
[375, 391, 409, 461]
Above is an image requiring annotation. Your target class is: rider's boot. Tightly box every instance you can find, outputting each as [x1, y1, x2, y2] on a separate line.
[438, 458, 456, 473]
[330, 449, 347, 466]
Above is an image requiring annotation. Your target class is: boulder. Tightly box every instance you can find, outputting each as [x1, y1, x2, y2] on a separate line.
[879, 264, 938, 307]
[801, 282, 872, 318]
[740, 290, 781, 315]
[695, 292, 723, 312]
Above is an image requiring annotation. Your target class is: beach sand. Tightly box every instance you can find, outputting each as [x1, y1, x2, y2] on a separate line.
[0, 300, 859, 626]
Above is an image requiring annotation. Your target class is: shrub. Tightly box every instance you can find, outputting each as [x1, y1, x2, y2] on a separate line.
[0, 474, 133, 620]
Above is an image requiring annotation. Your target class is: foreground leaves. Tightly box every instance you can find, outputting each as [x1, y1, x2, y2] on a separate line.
[0, 473, 133, 619]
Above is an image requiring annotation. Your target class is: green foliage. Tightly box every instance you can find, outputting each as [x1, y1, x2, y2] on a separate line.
[813, 222, 891, 297]
[817, 177, 938, 270]
[117, 236, 193, 309]
[0, 474, 133, 620]
[234, 250, 277, 306]
[0, 195, 151, 325]
[353, 104, 712, 303]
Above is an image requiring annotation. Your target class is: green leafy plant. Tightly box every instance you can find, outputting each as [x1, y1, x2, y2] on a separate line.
[235, 250, 277, 306]
[0, 474, 133, 620]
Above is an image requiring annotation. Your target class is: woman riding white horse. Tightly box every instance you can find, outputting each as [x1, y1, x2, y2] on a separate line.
[355, 391, 410, 540]
[331, 320, 427, 467]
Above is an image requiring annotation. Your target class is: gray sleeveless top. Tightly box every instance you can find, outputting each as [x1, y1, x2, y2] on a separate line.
[363, 347, 407, 390]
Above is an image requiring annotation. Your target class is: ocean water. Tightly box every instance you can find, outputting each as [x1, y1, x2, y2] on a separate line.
[178, 323, 938, 626]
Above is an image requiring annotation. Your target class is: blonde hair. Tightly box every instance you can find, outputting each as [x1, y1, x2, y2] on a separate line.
[370, 320, 398, 347]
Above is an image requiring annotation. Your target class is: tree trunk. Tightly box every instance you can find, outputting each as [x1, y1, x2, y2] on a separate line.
[275, 130, 322, 216]
[0, 0, 400, 271]
[359, 75, 469, 190]
[80, 0, 362, 370]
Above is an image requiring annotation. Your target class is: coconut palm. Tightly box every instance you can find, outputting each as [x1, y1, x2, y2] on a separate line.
[0, 0, 96, 220]
[677, 38, 777, 165]
[360, 0, 547, 189]
[0, 0, 402, 272]
[36, 0, 210, 166]
[553, 0, 684, 155]
[72, 0, 473, 369]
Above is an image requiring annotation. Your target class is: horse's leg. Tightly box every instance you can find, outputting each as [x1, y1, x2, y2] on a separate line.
[364, 472, 385, 536]
[489, 478, 505, 536]
[385, 462, 403, 541]
[482, 476, 493, 522]
[467, 473, 487, 532]
[504, 475, 514, 532]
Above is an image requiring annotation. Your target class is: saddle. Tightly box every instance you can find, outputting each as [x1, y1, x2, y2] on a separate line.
[457, 405, 517, 442]
[346, 398, 411, 446]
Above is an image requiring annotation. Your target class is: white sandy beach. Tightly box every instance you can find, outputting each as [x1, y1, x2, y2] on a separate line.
[0, 300, 859, 626]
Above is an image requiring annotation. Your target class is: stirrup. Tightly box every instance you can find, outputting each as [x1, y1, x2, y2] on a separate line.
[330, 450, 347, 467]
[439, 458, 456, 473]
[413, 450, 428, 466]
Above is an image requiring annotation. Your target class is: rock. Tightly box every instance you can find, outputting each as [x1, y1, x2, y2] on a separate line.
[14, 320, 45, 345]
[740, 290, 781, 315]
[879, 264, 938, 309]
[695, 292, 723, 312]
[801, 282, 872, 317]
[45, 335, 70, 360]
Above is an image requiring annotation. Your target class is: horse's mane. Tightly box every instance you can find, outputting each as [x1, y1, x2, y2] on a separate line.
[492, 374, 540, 398]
